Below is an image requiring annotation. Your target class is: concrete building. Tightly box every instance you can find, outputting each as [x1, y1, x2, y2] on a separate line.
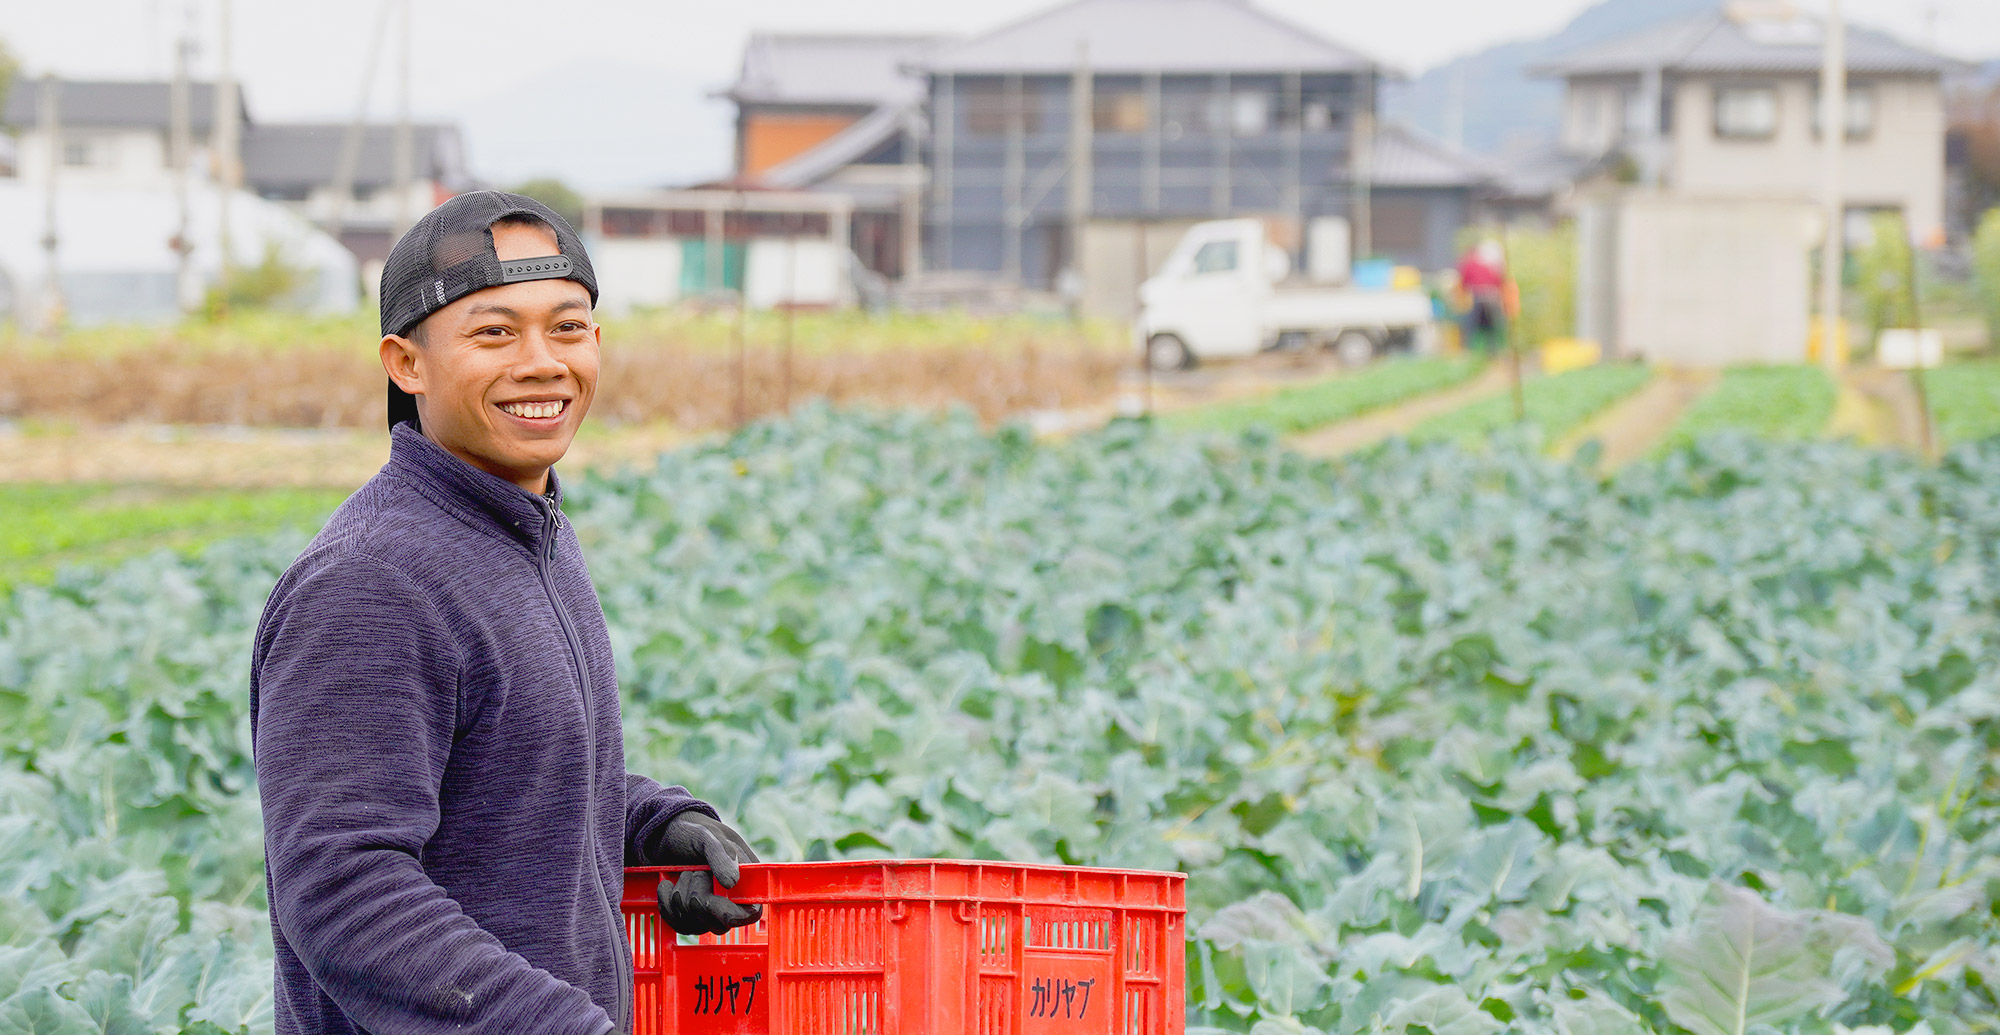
[1535, 1, 1958, 242]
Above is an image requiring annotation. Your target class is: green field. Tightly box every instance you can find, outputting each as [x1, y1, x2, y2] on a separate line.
[1409, 361, 1653, 448]
[0, 485, 346, 594]
[3, 408, 1996, 1034]
[1927, 359, 2000, 446]
[1166, 356, 1484, 436]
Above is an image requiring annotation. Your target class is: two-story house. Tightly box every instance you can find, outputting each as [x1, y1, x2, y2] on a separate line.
[914, 0, 1390, 310]
[1535, 0, 1957, 243]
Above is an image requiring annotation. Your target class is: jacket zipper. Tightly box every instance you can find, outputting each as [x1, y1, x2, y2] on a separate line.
[536, 499, 629, 1033]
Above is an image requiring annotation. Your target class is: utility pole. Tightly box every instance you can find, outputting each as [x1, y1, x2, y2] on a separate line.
[214, 0, 240, 279]
[1445, 62, 1465, 151]
[1817, 0, 1846, 374]
[331, 0, 397, 246]
[171, 30, 196, 313]
[391, 0, 415, 239]
[38, 75, 64, 335]
[1352, 72, 1374, 262]
[1066, 40, 1093, 317]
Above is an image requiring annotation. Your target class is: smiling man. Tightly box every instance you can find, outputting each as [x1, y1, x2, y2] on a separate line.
[251, 192, 759, 1035]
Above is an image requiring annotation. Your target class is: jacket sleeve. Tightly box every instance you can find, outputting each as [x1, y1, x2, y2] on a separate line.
[623, 774, 720, 866]
[254, 554, 616, 1035]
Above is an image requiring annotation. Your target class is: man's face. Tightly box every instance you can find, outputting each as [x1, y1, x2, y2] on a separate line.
[380, 220, 598, 493]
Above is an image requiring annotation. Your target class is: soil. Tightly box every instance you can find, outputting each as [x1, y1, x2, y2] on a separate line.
[0, 421, 697, 489]
[1842, 367, 1935, 455]
[1554, 368, 1716, 469]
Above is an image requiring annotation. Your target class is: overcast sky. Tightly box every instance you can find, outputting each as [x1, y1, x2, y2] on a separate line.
[3, 0, 1991, 190]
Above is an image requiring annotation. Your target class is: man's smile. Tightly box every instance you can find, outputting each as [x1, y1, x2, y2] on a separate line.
[497, 398, 571, 421]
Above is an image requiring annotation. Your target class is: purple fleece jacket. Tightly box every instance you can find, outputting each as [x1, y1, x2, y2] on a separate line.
[251, 423, 714, 1035]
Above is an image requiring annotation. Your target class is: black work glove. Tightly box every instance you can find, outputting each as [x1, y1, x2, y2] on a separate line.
[654, 812, 763, 936]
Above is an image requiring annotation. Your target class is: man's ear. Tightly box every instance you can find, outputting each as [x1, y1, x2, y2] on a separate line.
[380, 334, 424, 396]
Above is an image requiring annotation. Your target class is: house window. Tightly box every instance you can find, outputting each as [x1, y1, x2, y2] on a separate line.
[1811, 85, 1875, 140]
[62, 139, 95, 167]
[1229, 91, 1270, 135]
[1092, 90, 1149, 134]
[1192, 240, 1238, 274]
[1713, 85, 1778, 140]
[1160, 89, 1210, 138]
[963, 82, 1046, 135]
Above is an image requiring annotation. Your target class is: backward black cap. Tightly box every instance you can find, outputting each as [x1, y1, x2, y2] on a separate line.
[380, 190, 599, 432]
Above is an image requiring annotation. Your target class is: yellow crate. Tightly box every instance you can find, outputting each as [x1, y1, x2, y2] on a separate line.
[1539, 338, 1602, 374]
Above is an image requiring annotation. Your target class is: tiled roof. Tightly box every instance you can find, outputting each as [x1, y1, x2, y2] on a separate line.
[1535, 9, 1961, 78]
[1, 78, 242, 133]
[1369, 122, 1503, 188]
[726, 34, 944, 106]
[916, 0, 1389, 76]
[241, 123, 469, 191]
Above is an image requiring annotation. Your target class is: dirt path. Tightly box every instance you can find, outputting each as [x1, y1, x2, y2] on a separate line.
[1554, 368, 1715, 469]
[1841, 367, 1934, 454]
[0, 422, 696, 488]
[1286, 364, 1516, 456]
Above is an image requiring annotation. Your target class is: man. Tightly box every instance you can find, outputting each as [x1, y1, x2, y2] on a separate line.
[251, 191, 760, 1035]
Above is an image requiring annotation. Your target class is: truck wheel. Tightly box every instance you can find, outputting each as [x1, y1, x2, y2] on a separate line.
[1147, 334, 1194, 372]
[1333, 329, 1376, 367]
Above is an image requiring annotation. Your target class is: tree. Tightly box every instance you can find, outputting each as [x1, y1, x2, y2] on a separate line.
[1948, 77, 2000, 221]
[508, 178, 585, 233]
[0, 38, 19, 124]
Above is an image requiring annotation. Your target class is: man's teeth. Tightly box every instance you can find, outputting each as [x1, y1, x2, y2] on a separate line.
[501, 401, 565, 419]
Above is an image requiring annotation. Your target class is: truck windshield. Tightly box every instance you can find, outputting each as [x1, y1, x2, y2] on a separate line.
[1192, 240, 1239, 274]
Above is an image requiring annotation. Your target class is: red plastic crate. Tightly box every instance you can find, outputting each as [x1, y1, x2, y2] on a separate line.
[622, 860, 1186, 1035]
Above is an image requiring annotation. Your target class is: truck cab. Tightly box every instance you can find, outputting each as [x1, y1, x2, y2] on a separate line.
[1136, 218, 1434, 370]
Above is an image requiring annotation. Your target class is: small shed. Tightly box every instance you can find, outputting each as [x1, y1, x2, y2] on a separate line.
[582, 190, 859, 313]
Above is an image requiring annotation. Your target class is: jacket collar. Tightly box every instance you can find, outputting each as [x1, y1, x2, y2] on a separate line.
[387, 422, 563, 553]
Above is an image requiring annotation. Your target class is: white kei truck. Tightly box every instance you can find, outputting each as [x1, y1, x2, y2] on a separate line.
[1135, 218, 1436, 370]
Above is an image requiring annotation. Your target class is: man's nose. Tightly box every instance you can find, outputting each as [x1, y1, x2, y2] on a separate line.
[512, 331, 568, 380]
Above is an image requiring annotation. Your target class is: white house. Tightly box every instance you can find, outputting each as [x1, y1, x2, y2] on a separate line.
[0, 78, 364, 324]
[1535, 0, 1958, 243]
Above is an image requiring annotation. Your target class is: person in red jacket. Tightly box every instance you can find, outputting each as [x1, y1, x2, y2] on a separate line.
[1456, 238, 1508, 355]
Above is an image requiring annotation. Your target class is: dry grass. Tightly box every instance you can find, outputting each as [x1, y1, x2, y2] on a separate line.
[0, 335, 1128, 430]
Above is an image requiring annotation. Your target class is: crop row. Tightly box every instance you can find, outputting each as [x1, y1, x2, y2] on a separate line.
[1408, 361, 1653, 448]
[1165, 357, 1484, 436]
[1655, 364, 1837, 451]
[1926, 359, 2000, 446]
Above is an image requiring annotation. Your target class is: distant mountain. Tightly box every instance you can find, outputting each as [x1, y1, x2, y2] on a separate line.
[1383, 0, 1724, 157]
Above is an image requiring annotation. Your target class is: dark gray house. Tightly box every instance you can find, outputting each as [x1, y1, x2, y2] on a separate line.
[913, 0, 1393, 306]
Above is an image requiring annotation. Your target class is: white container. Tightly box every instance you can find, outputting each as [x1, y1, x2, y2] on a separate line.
[1876, 328, 1943, 370]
